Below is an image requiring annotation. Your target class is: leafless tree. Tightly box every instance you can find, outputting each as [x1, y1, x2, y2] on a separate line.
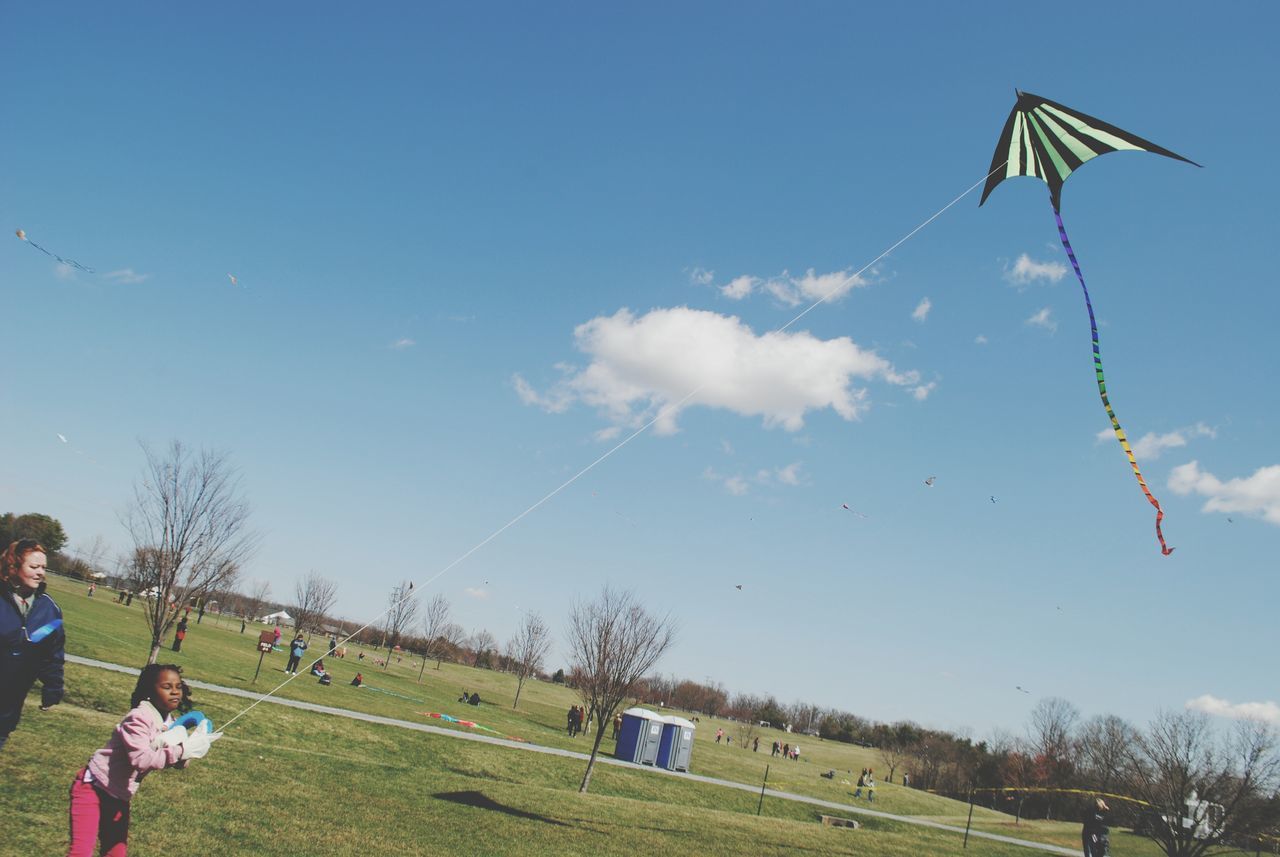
[508, 611, 552, 709]
[469, 628, 497, 669]
[1028, 696, 1080, 819]
[291, 572, 338, 636]
[123, 440, 258, 664]
[382, 581, 419, 669]
[1078, 714, 1138, 794]
[242, 579, 272, 623]
[566, 586, 676, 793]
[439, 622, 467, 663]
[1126, 711, 1280, 857]
[417, 593, 452, 682]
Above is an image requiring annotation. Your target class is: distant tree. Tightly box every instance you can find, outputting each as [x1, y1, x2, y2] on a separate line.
[1028, 697, 1080, 819]
[1078, 713, 1138, 794]
[1126, 711, 1280, 857]
[566, 586, 675, 794]
[551, 668, 566, 684]
[438, 622, 467, 664]
[0, 512, 69, 554]
[382, 581, 419, 669]
[469, 629, 497, 669]
[291, 572, 338, 636]
[241, 579, 272, 623]
[123, 441, 257, 664]
[417, 593, 452, 681]
[508, 611, 552, 708]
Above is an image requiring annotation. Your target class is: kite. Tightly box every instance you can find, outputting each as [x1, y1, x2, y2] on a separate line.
[981, 91, 1199, 556]
[14, 228, 94, 272]
[990, 496, 998, 504]
[57, 433, 68, 444]
[1015, 686, 1030, 694]
[923, 476, 936, 487]
[228, 274, 238, 286]
[841, 504, 867, 517]
[735, 584, 743, 590]
[422, 712, 525, 742]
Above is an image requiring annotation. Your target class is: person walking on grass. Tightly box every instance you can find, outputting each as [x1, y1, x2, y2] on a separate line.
[66, 664, 220, 856]
[1081, 798, 1109, 857]
[171, 616, 188, 653]
[285, 632, 307, 674]
[0, 539, 64, 752]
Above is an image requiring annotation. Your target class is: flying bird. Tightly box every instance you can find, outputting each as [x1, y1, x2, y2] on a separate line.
[981, 90, 1198, 556]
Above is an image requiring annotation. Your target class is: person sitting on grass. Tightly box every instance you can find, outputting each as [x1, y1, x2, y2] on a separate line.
[67, 664, 219, 856]
[351, 673, 363, 687]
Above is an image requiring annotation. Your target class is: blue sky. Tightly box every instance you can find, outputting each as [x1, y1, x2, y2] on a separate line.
[3, 3, 1277, 737]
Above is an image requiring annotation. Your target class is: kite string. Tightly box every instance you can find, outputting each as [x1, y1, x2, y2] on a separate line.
[1052, 203, 1173, 556]
[219, 164, 1007, 731]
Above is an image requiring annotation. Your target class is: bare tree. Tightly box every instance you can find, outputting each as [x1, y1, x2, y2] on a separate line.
[1078, 714, 1138, 794]
[417, 593, 452, 682]
[566, 586, 676, 793]
[124, 441, 257, 664]
[1127, 711, 1280, 857]
[291, 572, 338, 636]
[242, 579, 272, 623]
[1027, 697, 1080, 819]
[382, 581, 419, 670]
[468, 628, 497, 669]
[508, 611, 552, 708]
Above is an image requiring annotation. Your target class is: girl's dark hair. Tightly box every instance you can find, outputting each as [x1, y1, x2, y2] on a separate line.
[130, 663, 194, 714]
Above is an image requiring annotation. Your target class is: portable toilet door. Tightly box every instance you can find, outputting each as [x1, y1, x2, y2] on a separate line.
[615, 708, 659, 763]
[668, 717, 696, 772]
[637, 715, 664, 765]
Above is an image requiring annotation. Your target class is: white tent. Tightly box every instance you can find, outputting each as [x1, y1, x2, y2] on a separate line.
[260, 610, 293, 624]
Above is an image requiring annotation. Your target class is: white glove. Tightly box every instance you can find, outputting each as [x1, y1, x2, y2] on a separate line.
[180, 720, 223, 760]
[160, 725, 189, 749]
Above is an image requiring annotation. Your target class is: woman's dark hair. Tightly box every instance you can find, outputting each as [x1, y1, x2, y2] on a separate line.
[130, 663, 194, 714]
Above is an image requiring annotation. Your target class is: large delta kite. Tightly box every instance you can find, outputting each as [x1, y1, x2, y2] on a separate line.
[981, 91, 1200, 556]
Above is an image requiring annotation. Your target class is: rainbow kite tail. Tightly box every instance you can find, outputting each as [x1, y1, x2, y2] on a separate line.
[1053, 205, 1174, 556]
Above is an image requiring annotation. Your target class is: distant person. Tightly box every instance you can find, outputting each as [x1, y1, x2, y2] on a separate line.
[1082, 798, 1109, 857]
[467, 692, 480, 706]
[612, 714, 623, 739]
[0, 539, 64, 751]
[285, 633, 307, 674]
[240, 617, 246, 634]
[172, 616, 188, 652]
[753, 737, 759, 752]
[782, 742, 789, 758]
[87, 582, 96, 597]
[67, 664, 219, 856]
[329, 635, 337, 655]
[567, 705, 579, 737]
[351, 673, 363, 687]
[865, 769, 876, 802]
[902, 773, 909, 787]
[715, 728, 724, 743]
[460, 689, 471, 703]
[125, 591, 134, 607]
[196, 602, 205, 623]
[310, 659, 326, 678]
[854, 769, 866, 798]
[272, 626, 282, 648]
[771, 741, 780, 757]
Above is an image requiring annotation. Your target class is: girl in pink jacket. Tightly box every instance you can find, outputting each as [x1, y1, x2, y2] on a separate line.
[67, 664, 218, 856]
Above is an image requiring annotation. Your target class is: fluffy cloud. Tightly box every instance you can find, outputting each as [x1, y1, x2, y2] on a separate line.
[1026, 308, 1057, 332]
[1186, 694, 1280, 725]
[516, 307, 921, 435]
[912, 297, 932, 323]
[703, 461, 805, 494]
[720, 275, 758, 300]
[1005, 253, 1068, 286]
[974, 334, 989, 345]
[688, 267, 715, 286]
[104, 268, 150, 284]
[1168, 461, 1280, 525]
[710, 268, 870, 306]
[389, 337, 416, 350]
[1097, 423, 1215, 460]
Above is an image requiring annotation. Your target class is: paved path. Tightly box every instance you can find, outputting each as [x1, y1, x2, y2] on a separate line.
[67, 654, 1077, 856]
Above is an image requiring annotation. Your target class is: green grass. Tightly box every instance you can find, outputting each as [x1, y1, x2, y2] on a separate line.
[0, 575, 1171, 855]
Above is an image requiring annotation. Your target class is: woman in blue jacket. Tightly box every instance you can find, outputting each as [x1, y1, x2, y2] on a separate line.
[0, 539, 65, 751]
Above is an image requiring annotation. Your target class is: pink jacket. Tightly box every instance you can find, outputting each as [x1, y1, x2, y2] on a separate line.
[85, 700, 183, 800]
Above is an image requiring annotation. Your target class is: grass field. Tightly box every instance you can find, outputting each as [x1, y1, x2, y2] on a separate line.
[0, 575, 1175, 855]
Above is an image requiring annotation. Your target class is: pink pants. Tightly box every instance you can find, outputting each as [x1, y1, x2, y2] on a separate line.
[67, 769, 129, 857]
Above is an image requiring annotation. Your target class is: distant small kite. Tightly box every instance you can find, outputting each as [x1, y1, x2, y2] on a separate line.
[1227, 518, 1234, 524]
[841, 504, 867, 518]
[1015, 686, 1030, 694]
[990, 496, 998, 504]
[15, 228, 93, 272]
[924, 476, 936, 487]
[228, 274, 238, 286]
[735, 584, 743, 591]
[57, 433, 68, 444]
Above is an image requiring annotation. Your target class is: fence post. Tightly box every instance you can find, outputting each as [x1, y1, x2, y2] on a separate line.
[757, 764, 770, 816]
[963, 787, 976, 848]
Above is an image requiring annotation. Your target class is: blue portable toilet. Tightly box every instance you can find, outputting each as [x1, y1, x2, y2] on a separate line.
[656, 716, 696, 771]
[614, 707, 661, 763]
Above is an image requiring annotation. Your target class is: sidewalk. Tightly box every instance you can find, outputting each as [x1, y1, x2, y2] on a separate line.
[67, 654, 1078, 856]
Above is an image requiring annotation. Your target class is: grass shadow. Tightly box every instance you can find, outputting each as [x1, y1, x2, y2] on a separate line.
[433, 790, 579, 829]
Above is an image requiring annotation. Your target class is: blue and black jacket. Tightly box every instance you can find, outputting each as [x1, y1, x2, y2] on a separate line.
[0, 580, 65, 736]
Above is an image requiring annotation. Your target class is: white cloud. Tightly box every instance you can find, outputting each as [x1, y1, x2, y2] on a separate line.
[689, 267, 715, 286]
[389, 337, 416, 350]
[516, 306, 921, 435]
[1168, 461, 1280, 525]
[1005, 253, 1067, 286]
[720, 439, 734, 456]
[1026, 308, 1057, 333]
[1186, 694, 1280, 725]
[764, 268, 868, 307]
[723, 475, 749, 495]
[911, 297, 932, 323]
[463, 587, 489, 599]
[775, 462, 803, 486]
[1098, 423, 1215, 460]
[911, 382, 937, 401]
[593, 426, 621, 442]
[704, 461, 804, 494]
[104, 268, 150, 284]
[974, 334, 988, 345]
[720, 275, 758, 300]
[54, 262, 76, 280]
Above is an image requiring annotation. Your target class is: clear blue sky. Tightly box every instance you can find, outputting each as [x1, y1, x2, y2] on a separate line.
[3, 2, 1277, 737]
